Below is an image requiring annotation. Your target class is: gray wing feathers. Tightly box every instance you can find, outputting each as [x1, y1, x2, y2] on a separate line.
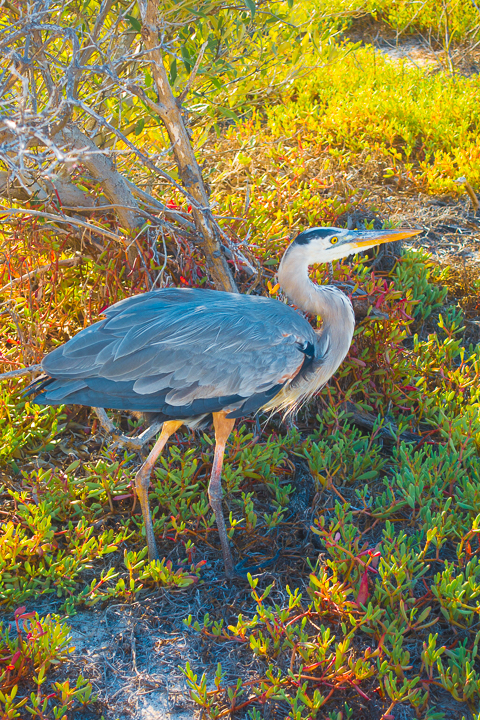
[42, 288, 316, 404]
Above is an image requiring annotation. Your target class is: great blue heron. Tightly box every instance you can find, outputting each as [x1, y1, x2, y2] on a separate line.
[27, 226, 419, 577]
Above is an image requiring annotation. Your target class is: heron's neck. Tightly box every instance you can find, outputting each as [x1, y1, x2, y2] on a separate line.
[259, 246, 356, 413]
[277, 245, 355, 354]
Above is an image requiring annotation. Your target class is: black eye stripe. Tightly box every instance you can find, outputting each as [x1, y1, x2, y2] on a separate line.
[293, 228, 340, 245]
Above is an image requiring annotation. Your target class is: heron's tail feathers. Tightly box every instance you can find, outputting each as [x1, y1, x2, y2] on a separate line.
[23, 374, 55, 398]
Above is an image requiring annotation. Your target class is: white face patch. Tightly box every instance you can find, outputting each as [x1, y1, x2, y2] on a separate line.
[291, 227, 404, 265]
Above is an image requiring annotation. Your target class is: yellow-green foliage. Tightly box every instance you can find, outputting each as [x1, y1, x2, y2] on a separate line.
[394, 248, 448, 322]
[317, 0, 480, 42]
[206, 45, 480, 255]
[263, 45, 480, 194]
[0, 383, 65, 470]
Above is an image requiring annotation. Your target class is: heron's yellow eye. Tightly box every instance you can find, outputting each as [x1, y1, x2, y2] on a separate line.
[330, 236, 338, 244]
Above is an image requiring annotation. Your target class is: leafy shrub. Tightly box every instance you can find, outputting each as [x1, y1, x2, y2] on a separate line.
[0, 607, 95, 719]
[394, 248, 448, 322]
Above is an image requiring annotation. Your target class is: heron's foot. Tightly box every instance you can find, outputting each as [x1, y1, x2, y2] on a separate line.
[111, 434, 145, 452]
[93, 408, 163, 453]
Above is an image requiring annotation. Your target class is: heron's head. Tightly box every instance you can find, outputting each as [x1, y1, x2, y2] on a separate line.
[289, 226, 421, 264]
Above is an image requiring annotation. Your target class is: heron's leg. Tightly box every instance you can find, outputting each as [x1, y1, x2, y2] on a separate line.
[135, 420, 183, 561]
[209, 412, 236, 578]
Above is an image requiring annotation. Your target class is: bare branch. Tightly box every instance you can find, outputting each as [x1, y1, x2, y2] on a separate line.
[0, 170, 97, 208]
[138, 0, 237, 292]
[0, 0, 272, 287]
[176, 41, 208, 106]
[0, 206, 125, 242]
[58, 125, 144, 231]
[0, 364, 42, 381]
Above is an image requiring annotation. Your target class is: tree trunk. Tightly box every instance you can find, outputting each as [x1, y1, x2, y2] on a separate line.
[138, 0, 237, 293]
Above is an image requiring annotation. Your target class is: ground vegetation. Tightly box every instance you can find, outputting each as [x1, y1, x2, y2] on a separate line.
[1, 0, 480, 718]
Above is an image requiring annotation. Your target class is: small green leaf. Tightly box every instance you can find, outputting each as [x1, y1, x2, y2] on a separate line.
[209, 75, 222, 90]
[169, 58, 177, 85]
[190, 8, 208, 20]
[125, 14, 141, 32]
[181, 45, 192, 72]
[217, 106, 240, 123]
[243, 0, 256, 17]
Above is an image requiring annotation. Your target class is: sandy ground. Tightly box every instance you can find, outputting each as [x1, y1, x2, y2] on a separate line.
[67, 600, 197, 719]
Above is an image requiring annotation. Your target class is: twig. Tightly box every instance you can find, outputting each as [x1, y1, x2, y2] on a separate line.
[0, 364, 42, 381]
[339, 401, 423, 442]
[0, 206, 125, 242]
[176, 41, 208, 106]
[125, 82, 167, 116]
[125, 180, 196, 231]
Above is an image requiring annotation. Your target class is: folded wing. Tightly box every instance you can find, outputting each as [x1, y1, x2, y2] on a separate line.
[32, 288, 319, 418]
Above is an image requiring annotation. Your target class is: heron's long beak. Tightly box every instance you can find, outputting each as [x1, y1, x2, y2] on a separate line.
[350, 228, 422, 249]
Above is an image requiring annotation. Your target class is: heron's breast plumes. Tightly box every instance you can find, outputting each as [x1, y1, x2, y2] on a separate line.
[260, 286, 355, 416]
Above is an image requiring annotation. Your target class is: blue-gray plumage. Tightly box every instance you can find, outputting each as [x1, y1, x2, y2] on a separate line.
[33, 289, 318, 419]
[27, 226, 420, 578]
